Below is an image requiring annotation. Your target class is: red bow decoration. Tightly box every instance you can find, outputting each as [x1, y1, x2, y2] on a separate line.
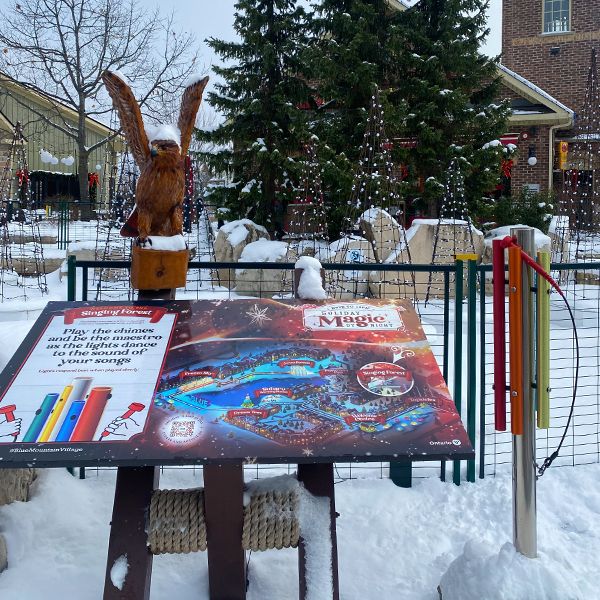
[15, 168, 29, 185]
[88, 172, 99, 187]
[500, 159, 513, 179]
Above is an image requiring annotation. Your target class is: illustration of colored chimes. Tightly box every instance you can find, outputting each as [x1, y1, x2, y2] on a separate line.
[54, 377, 94, 442]
[70, 387, 113, 442]
[38, 385, 73, 442]
[22, 393, 60, 442]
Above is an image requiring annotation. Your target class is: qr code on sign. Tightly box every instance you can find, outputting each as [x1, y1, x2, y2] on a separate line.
[169, 420, 195, 438]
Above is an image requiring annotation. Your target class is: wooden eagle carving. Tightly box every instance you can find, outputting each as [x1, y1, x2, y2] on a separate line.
[102, 71, 209, 242]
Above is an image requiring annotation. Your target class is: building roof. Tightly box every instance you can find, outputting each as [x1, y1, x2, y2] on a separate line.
[385, 0, 411, 11]
[497, 63, 574, 128]
[0, 72, 120, 139]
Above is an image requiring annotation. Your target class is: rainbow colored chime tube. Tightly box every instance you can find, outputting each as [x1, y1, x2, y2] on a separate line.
[492, 242, 551, 434]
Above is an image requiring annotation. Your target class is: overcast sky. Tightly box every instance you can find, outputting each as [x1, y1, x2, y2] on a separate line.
[157, 0, 503, 122]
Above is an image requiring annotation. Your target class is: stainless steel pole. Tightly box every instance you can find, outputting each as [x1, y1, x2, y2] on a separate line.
[511, 226, 537, 558]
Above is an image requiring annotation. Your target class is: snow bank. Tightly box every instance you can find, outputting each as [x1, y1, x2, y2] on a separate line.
[109, 555, 129, 591]
[238, 239, 288, 263]
[296, 256, 327, 300]
[439, 541, 584, 600]
[146, 234, 187, 251]
[146, 123, 181, 147]
[484, 225, 550, 250]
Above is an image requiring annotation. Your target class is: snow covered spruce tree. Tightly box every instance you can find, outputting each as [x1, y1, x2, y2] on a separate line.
[197, 0, 312, 236]
[392, 0, 510, 217]
[307, 0, 403, 219]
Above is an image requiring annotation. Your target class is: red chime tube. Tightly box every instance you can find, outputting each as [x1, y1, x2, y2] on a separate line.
[492, 239, 507, 431]
[70, 387, 112, 442]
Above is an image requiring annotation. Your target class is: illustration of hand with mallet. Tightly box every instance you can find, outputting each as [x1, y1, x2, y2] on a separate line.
[0, 405, 22, 441]
[99, 402, 145, 440]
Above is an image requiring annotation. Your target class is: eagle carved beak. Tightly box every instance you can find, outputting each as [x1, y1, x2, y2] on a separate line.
[150, 146, 158, 158]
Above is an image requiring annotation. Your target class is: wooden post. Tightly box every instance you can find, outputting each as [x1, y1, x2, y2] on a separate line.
[297, 463, 340, 600]
[103, 466, 159, 600]
[203, 464, 247, 600]
[103, 249, 183, 599]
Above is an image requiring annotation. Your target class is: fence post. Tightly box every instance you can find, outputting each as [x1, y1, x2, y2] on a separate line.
[479, 265, 487, 479]
[466, 258, 477, 483]
[453, 259, 464, 485]
[67, 255, 76, 301]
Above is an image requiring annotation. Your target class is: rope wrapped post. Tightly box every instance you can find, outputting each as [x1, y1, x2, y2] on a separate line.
[147, 483, 301, 555]
[203, 464, 247, 599]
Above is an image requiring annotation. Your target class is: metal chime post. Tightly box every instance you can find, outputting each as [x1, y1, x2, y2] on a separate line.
[511, 226, 537, 558]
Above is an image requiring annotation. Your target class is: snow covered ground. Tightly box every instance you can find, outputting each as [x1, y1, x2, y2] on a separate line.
[0, 218, 599, 598]
[0, 462, 598, 599]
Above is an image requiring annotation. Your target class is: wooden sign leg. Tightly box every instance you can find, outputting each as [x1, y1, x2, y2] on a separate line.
[203, 463, 247, 600]
[103, 466, 159, 600]
[297, 463, 340, 600]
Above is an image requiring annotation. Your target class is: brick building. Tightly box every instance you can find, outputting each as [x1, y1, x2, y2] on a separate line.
[500, 0, 600, 194]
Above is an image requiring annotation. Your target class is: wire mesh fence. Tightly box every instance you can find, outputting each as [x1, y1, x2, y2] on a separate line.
[68, 258, 600, 484]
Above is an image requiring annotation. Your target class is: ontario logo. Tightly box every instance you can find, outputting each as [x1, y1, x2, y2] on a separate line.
[303, 303, 404, 331]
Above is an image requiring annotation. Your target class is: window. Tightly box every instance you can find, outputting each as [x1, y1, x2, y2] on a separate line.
[543, 0, 570, 33]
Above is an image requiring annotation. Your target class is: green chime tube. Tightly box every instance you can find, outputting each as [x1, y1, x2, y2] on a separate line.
[536, 250, 551, 429]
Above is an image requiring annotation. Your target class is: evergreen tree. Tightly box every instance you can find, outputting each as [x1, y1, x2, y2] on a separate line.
[197, 0, 311, 235]
[308, 0, 403, 227]
[392, 0, 511, 217]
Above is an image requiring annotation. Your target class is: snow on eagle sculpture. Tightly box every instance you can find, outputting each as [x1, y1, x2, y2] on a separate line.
[102, 71, 209, 242]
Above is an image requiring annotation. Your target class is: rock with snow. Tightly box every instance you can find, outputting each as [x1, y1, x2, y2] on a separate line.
[295, 256, 327, 300]
[370, 219, 484, 300]
[67, 240, 97, 264]
[214, 219, 270, 289]
[359, 207, 406, 263]
[235, 239, 294, 298]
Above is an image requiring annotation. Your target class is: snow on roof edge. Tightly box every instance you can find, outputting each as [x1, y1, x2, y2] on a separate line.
[498, 63, 574, 115]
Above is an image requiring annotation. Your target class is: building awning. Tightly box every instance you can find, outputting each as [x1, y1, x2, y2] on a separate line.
[500, 133, 520, 146]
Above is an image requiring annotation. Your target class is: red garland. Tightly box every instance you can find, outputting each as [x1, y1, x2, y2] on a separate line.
[500, 159, 513, 179]
[88, 172, 99, 188]
[15, 168, 29, 186]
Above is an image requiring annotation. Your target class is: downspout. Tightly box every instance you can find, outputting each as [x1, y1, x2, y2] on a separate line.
[548, 113, 574, 191]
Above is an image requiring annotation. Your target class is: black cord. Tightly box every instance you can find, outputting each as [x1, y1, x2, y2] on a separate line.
[536, 288, 579, 478]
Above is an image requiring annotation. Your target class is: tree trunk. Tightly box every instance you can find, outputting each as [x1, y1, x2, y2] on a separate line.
[77, 103, 93, 221]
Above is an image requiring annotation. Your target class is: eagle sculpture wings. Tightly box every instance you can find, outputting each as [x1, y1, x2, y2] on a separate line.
[102, 71, 209, 241]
